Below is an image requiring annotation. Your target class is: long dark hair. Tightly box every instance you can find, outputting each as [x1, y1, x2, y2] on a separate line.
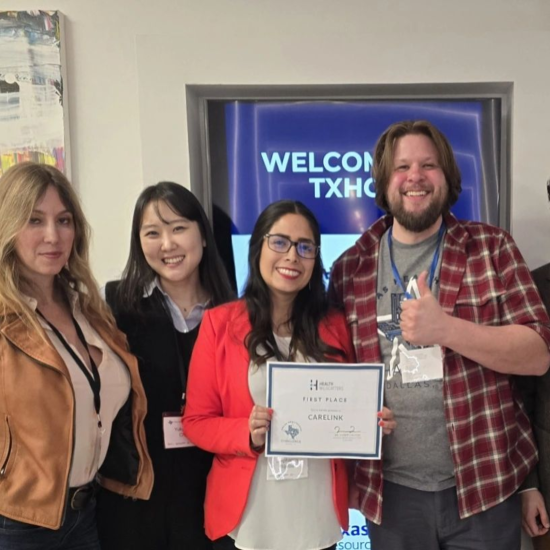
[115, 182, 233, 312]
[244, 200, 344, 364]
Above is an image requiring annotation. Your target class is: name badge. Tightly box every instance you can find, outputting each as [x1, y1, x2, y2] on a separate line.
[267, 457, 309, 481]
[162, 412, 195, 449]
[399, 344, 444, 383]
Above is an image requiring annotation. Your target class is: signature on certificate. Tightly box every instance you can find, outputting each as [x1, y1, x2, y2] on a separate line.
[334, 426, 358, 434]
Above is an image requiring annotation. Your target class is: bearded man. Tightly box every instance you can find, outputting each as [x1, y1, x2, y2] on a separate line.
[330, 120, 550, 550]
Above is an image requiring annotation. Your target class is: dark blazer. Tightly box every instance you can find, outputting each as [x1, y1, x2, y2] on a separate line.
[519, 263, 550, 511]
[104, 283, 197, 447]
[97, 282, 212, 549]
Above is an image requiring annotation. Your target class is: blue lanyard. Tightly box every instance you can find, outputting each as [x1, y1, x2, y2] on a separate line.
[387, 222, 446, 300]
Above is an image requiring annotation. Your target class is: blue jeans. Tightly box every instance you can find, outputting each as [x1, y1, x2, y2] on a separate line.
[0, 497, 100, 550]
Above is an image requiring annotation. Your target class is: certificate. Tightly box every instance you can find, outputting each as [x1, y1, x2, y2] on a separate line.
[266, 362, 384, 459]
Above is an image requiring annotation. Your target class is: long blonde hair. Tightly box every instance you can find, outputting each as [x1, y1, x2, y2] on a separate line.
[0, 162, 119, 341]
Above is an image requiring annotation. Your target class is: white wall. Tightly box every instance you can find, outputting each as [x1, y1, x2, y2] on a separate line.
[5, 0, 550, 288]
[4, 2, 548, 546]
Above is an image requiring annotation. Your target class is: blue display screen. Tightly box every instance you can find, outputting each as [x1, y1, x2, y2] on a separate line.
[222, 100, 499, 295]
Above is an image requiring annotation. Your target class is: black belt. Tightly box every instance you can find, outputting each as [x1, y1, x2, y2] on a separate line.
[68, 482, 98, 510]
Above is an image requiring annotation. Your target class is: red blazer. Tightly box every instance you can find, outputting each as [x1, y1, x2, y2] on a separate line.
[183, 300, 355, 541]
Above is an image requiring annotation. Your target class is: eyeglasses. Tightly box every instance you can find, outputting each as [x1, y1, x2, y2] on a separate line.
[264, 234, 319, 259]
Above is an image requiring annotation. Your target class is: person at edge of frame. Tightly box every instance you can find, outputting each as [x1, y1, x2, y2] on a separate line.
[183, 199, 396, 550]
[516, 179, 550, 550]
[96, 182, 234, 550]
[329, 120, 550, 550]
[0, 162, 153, 550]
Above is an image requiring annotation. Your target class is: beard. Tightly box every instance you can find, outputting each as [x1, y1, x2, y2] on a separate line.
[389, 190, 448, 233]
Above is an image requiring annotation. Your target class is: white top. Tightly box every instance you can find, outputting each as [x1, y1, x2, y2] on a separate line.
[26, 291, 131, 487]
[143, 278, 207, 333]
[229, 334, 341, 550]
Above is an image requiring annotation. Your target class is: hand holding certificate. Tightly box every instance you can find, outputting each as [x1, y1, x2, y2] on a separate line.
[266, 362, 385, 459]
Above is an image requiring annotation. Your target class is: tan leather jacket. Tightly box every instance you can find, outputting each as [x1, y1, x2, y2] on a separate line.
[0, 314, 154, 529]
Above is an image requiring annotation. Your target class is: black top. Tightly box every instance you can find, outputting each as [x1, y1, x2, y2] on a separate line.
[98, 282, 213, 549]
[516, 263, 550, 507]
[105, 282, 201, 451]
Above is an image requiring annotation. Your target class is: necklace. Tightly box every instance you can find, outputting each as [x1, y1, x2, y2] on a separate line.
[179, 295, 208, 314]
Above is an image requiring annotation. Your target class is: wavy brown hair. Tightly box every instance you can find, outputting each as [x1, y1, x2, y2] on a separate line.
[373, 120, 462, 213]
[0, 162, 119, 341]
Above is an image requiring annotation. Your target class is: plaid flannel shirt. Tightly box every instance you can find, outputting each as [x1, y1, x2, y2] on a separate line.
[329, 212, 550, 524]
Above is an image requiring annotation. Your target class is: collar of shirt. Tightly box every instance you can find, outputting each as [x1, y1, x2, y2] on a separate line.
[23, 285, 79, 314]
[143, 278, 207, 333]
[356, 212, 463, 255]
[23, 287, 104, 350]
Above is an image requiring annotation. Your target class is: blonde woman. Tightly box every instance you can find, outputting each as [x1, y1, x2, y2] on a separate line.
[0, 162, 153, 550]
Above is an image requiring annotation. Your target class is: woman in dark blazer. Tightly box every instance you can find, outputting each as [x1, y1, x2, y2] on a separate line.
[97, 182, 233, 550]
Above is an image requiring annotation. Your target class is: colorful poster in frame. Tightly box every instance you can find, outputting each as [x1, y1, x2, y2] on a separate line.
[0, 10, 68, 175]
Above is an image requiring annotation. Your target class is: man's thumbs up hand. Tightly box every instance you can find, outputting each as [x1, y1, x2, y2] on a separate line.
[400, 271, 447, 346]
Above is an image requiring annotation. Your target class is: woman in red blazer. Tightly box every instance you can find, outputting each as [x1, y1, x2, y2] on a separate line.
[184, 200, 395, 550]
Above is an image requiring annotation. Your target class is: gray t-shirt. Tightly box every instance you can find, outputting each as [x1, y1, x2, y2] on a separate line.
[377, 228, 456, 492]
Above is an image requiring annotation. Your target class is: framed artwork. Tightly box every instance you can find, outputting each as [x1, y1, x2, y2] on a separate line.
[0, 10, 68, 175]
